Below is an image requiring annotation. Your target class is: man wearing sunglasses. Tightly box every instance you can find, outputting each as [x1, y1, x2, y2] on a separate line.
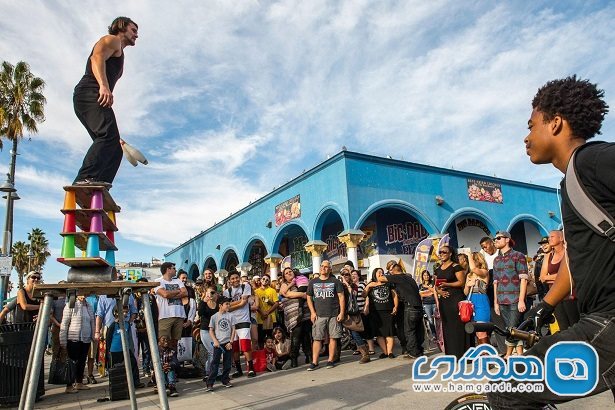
[492, 231, 529, 358]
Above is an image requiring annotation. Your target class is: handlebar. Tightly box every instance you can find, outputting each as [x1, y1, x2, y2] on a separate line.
[464, 318, 541, 347]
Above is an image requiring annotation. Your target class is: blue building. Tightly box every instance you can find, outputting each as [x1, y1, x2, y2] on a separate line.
[165, 150, 560, 281]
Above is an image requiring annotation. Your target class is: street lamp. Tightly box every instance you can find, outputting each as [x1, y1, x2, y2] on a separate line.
[0, 173, 16, 307]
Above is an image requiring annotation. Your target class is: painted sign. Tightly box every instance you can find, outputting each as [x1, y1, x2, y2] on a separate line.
[362, 209, 429, 256]
[383, 220, 428, 255]
[467, 179, 503, 204]
[456, 218, 491, 236]
[275, 195, 301, 226]
[290, 235, 311, 270]
[248, 243, 266, 277]
[122, 268, 143, 282]
[412, 238, 434, 281]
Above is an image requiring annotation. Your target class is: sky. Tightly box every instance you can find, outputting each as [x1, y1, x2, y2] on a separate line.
[0, 0, 613, 287]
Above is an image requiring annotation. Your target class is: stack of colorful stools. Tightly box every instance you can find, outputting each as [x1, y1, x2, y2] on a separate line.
[59, 185, 120, 282]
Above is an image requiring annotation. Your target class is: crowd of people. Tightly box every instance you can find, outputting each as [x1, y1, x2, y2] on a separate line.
[0, 230, 579, 397]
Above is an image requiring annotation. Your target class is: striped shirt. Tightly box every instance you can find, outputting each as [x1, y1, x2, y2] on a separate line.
[357, 282, 366, 311]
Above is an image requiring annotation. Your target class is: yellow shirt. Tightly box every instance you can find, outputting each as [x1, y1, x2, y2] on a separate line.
[255, 287, 278, 326]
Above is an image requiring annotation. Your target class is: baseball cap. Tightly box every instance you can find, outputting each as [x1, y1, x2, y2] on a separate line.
[495, 231, 511, 239]
[538, 236, 549, 244]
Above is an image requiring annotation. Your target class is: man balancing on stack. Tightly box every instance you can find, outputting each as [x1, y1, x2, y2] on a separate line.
[72, 16, 145, 189]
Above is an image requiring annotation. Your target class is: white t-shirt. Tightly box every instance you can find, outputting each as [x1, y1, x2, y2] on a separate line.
[225, 283, 251, 324]
[481, 250, 498, 270]
[154, 277, 186, 320]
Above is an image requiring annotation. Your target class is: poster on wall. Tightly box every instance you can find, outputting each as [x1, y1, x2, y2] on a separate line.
[467, 179, 503, 204]
[122, 268, 143, 282]
[412, 237, 434, 281]
[275, 195, 301, 226]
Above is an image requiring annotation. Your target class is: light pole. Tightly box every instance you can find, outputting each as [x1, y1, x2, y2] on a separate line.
[0, 173, 17, 307]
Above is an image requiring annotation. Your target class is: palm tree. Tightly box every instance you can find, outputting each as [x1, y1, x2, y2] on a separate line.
[11, 240, 29, 288]
[0, 61, 45, 295]
[28, 227, 50, 271]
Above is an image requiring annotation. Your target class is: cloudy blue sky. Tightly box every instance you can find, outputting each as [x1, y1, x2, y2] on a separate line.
[1, 0, 613, 285]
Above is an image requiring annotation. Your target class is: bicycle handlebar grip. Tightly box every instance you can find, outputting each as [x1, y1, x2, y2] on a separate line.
[465, 322, 495, 334]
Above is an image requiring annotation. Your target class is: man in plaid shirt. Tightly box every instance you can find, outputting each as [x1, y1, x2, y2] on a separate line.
[492, 230, 529, 358]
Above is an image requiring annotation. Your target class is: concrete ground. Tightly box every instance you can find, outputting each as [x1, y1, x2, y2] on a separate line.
[14, 349, 614, 410]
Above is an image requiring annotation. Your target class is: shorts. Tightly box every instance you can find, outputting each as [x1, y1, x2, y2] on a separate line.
[232, 322, 252, 352]
[312, 316, 343, 341]
[158, 317, 184, 340]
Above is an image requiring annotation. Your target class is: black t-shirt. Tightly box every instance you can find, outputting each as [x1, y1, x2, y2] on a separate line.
[561, 142, 615, 314]
[386, 274, 422, 308]
[198, 300, 220, 330]
[307, 276, 344, 317]
[369, 283, 394, 311]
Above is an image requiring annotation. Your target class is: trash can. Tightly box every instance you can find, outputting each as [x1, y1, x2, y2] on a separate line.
[0, 323, 45, 406]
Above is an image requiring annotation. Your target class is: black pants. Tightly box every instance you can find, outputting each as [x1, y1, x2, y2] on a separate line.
[67, 340, 90, 386]
[396, 308, 407, 351]
[73, 89, 123, 184]
[300, 320, 313, 360]
[403, 306, 425, 356]
[488, 313, 615, 409]
[257, 325, 274, 349]
[110, 351, 140, 385]
[290, 325, 302, 359]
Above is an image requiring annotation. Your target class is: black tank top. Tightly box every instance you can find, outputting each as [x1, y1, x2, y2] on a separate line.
[75, 49, 124, 92]
[548, 253, 562, 275]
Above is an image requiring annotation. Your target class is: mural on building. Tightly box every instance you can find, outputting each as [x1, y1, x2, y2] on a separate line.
[467, 178, 503, 204]
[289, 235, 310, 269]
[275, 194, 301, 226]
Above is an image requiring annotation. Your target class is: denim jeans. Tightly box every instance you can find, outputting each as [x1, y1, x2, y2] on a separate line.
[206, 345, 232, 386]
[423, 303, 436, 335]
[164, 369, 176, 388]
[488, 313, 615, 409]
[403, 305, 425, 356]
[200, 329, 215, 375]
[137, 332, 151, 373]
[350, 329, 366, 347]
[498, 304, 523, 347]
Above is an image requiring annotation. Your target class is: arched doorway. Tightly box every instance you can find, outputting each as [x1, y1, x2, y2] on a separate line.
[203, 256, 217, 274]
[273, 223, 311, 271]
[508, 216, 547, 257]
[441, 209, 497, 252]
[243, 238, 267, 278]
[188, 264, 199, 281]
[314, 208, 347, 270]
[221, 248, 239, 271]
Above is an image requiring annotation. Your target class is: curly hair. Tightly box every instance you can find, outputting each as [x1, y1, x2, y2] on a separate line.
[532, 75, 609, 141]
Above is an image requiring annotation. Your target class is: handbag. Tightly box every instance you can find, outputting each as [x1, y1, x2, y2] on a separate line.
[458, 286, 474, 323]
[343, 314, 364, 332]
[64, 358, 77, 385]
[48, 356, 68, 385]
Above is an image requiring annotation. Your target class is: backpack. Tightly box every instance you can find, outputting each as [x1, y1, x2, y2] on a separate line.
[564, 142, 615, 241]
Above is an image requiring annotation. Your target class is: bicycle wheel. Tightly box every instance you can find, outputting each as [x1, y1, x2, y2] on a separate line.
[444, 393, 491, 410]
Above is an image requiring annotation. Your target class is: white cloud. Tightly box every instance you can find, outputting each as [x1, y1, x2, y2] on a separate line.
[0, 0, 613, 263]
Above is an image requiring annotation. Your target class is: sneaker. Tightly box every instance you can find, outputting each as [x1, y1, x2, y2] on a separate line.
[231, 371, 244, 378]
[325, 361, 335, 369]
[75, 383, 90, 390]
[169, 387, 179, 397]
[205, 385, 214, 392]
[222, 382, 233, 388]
[87, 375, 98, 385]
[378, 353, 387, 359]
[74, 179, 112, 189]
[247, 370, 256, 378]
[281, 360, 292, 370]
[266, 363, 276, 372]
[388, 353, 396, 359]
[65, 385, 78, 394]
[307, 363, 319, 371]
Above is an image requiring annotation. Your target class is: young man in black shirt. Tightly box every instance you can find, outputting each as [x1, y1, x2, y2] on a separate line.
[488, 76, 613, 408]
[372, 263, 424, 358]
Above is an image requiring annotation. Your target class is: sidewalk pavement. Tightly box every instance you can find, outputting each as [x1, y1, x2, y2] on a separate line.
[24, 350, 614, 409]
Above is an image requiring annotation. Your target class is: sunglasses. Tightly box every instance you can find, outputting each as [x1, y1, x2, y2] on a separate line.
[438, 251, 449, 255]
[30, 276, 41, 281]
[495, 236, 507, 241]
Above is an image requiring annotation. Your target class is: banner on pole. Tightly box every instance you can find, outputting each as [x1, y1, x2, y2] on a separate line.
[0, 256, 13, 277]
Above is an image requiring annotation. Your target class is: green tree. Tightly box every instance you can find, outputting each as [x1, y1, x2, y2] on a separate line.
[28, 227, 50, 271]
[11, 240, 29, 287]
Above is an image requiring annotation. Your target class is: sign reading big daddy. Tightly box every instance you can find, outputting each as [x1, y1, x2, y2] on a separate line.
[467, 178, 503, 204]
[275, 195, 301, 226]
